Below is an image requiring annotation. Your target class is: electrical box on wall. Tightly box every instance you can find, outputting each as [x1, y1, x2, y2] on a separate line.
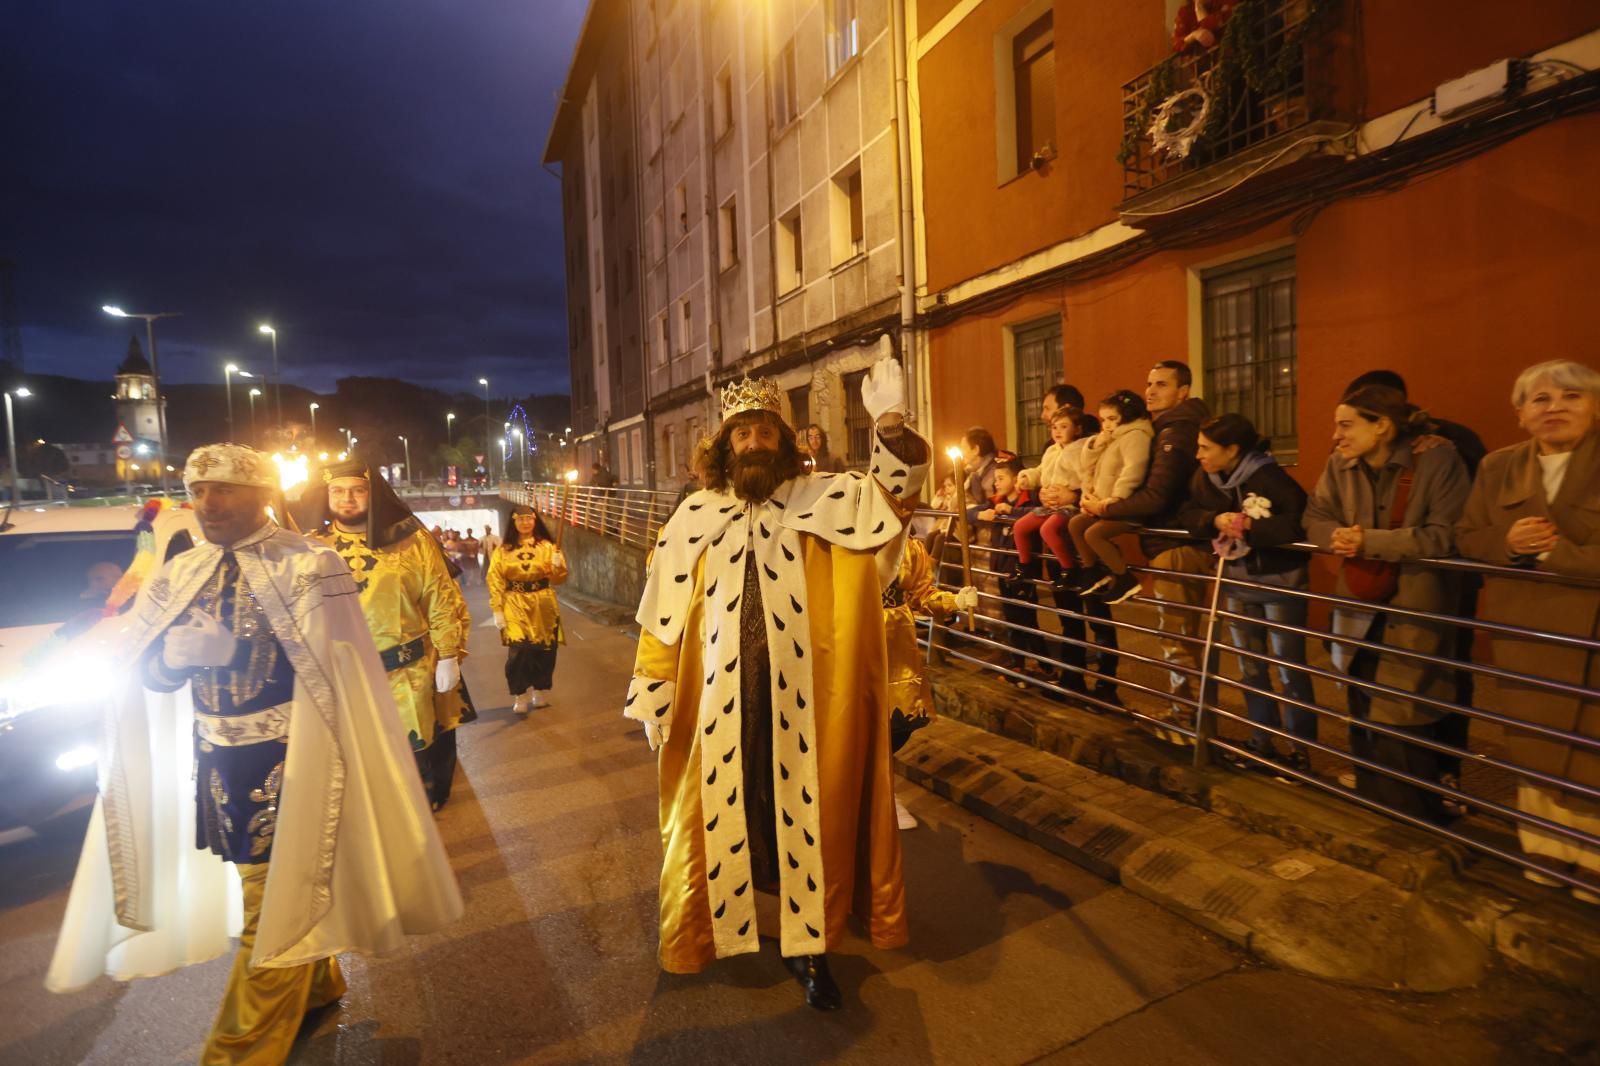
[1433, 58, 1526, 118]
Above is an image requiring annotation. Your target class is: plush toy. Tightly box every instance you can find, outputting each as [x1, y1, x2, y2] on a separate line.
[1172, 0, 1235, 54]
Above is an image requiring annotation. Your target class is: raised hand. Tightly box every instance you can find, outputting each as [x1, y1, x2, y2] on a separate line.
[162, 612, 238, 670]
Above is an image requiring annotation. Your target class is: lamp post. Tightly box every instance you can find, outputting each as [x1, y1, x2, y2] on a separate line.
[258, 324, 281, 425]
[309, 401, 319, 441]
[102, 305, 179, 494]
[397, 434, 411, 486]
[478, 377, 491, 484]
[446, 411, 455, 445]
[248, 388, 261, 443]
[4, 386, 30, 504]
[223, 364, 253, 439]
[512, 426, 525, 482]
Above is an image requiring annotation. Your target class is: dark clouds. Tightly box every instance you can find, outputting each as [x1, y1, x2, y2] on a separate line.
[1, 0, 585, 397]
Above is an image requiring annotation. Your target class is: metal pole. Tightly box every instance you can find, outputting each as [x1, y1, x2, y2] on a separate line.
[3, 392, 18, 504]
[310, 404, 318, 440]
[401, 436, 411, 485]
[225, 368, 235, 438]
[482, 382, 491, 484]
[144, 317, 171, 494]
[270, 331, 282, 426]
[249, 392, 257, 443]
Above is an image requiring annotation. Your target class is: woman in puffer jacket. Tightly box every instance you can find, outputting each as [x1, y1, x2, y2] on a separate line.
[1067, 390, 1155, 605]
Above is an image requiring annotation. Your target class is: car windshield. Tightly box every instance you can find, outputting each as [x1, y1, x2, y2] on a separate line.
[0, 530, 137, 629]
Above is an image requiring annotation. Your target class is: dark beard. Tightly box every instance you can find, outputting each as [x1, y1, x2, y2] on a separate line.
[730, 449, 783, 502]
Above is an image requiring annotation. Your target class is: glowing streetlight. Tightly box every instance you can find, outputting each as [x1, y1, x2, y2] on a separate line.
[398, 434, 410, 486]
[102, 304, 179, 493]
[248, 387, 261, 443]
[308, 401, 320, 440]
[478, 378, 491, 483]
[258, 324, 281, 424]
[223, 363, 252, 439]
[446, 411, 455, 444]
[3, 386, 30, 503]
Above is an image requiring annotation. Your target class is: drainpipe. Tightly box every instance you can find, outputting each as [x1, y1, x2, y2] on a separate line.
[890, 0, 920, 430]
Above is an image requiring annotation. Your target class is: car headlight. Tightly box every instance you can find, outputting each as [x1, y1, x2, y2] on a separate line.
[0, 650, 119, 720]
[55, 746, 98, 772]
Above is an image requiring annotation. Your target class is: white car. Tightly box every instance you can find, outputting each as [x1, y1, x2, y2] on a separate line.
[0, 503, 148, 844]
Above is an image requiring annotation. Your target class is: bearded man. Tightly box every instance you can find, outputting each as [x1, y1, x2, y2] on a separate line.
[47, 444, 461, 1064]
[296, 456, 471, 811]
[625, 350, 930, 1010]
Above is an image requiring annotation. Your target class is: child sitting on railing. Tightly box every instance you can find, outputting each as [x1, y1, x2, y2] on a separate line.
[1009, 407, 1087, 589]
[1067, 391, 1155, 605]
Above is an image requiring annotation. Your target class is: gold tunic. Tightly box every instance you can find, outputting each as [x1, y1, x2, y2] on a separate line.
[487, 540, 568, 644]
[886, 538, 959, 719]
[313, 527, 467, 749]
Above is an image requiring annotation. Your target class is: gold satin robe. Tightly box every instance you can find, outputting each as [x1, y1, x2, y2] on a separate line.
[486, 540, 568, 644]
[313, 528, 467, 749]
[886, 538, 959, 720]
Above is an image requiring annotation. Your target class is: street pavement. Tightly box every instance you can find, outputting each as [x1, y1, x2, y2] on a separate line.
[1, 583, 1594, 1065]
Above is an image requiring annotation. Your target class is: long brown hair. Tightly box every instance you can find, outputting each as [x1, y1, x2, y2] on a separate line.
[696, 411, 807, 492]
[502, 505, 553, 548]
[1341, 385, 1433, 439]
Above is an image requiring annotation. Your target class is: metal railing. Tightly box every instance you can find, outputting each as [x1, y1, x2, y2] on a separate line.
[500, 481, 680, 551]
[919, 509, 1600, 896]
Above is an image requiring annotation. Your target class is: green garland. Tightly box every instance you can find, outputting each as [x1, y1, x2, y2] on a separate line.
[1118, 0, 1335, 171]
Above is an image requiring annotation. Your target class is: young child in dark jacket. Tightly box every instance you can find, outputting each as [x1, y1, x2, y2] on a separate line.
[1176, 413, 1317, 777]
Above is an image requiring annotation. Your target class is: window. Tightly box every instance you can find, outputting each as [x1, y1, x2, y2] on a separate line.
[664, 424, 679, 478]
[841, 369, 872, 466]
[1203, 250, 1298, 458]
[830, 161, 864, 265]
[788, 384, 811, 431]
[1013, 11, 1056, 176]
[673, 182, 689, 236]
[718, 196, 739, 271]
[1012, 317, 1061, 462]
[631, 428, 643, 486]
[773, 40, 799, 128]
[776, 209, 804, 294]
[826, 0, 859, 77]
[714, 65, 734, 138]
[677, 297, 692, 353]
[647, 209, 665, 262]
[654, 313, 670, 365]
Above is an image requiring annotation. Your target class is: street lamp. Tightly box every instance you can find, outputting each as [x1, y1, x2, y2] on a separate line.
[309, 401, 319, 440]
[103, 305, 179, 494]
[446, 411, 455, 445]
[248, 388, 261, 443]
[478, 377, 491, 484]
[3, 386, 30, 504]
[223, 363, 253, 440]
[258, 324, 281, 425]
[512, 425, 525, 482]
[398, 434, 410, 486]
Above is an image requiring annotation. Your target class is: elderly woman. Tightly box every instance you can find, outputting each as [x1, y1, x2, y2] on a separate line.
[1304, 385, 1471, 823]
[1457, 359, 1600, 904]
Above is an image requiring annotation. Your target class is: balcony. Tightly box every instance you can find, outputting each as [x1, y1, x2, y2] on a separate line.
[1117, 0, 1354, 224]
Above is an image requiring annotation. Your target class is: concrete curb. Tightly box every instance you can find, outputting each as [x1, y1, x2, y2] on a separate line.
[899, 717, 1509, 993]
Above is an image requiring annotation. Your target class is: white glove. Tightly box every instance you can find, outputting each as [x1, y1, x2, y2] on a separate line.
[435, 656, 461, 693]
[493, 611, 506, 629]
[552, 549, 567, 570]
[954, 586, 979, 612]
[643, 720, 670, 752]
[162, 613, 238, 671]
[861, 352, 908, 423]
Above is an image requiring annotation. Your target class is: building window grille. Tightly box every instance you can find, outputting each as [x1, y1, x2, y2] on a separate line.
[1012, 318, 1061, 462]
[788, 384, 811, 430]
[842, 369, 872, 467]
[1203, 249, 1298, 460]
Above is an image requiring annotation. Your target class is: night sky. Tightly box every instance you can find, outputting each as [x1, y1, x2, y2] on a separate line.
[3, 0, 588, 398]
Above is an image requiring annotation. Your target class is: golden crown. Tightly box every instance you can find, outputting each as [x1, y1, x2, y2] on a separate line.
[719, 375, 783, 421]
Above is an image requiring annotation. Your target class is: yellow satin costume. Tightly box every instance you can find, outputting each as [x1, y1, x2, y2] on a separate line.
[886, 538, 959, 720]
[633, 538, 909, 974]
[313, 527, 466, 749]
[486, 539, 568, 643]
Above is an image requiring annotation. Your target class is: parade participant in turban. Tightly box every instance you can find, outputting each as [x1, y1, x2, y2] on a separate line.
[295, 454, 472, 810]
[624, 342, 930, 1010]
[46, 443, 461, 1065]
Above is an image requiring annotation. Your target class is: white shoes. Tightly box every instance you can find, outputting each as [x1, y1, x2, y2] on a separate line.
[511, 694, 529, 717]
[895, 798, 917, 830]
[529, 692, 551, 709]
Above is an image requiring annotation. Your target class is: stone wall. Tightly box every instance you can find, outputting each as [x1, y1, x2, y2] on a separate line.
[559, 524, 647, 610]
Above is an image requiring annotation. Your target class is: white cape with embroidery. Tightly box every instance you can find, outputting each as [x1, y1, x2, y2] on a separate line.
[46, 523, 462, 992]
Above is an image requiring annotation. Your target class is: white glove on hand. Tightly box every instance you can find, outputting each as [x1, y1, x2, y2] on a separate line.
[493, 611, 506, 629]
[643, 720, 670, 752]
[861, 352, 908, 423]
[435, 656, 461, 693]
[552, 549, 567, 569]
[954, 586, 980, 612]
[162, 613, 238, 671]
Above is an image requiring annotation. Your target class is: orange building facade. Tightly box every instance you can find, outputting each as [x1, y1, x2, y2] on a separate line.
[913, 1, 1600, 478]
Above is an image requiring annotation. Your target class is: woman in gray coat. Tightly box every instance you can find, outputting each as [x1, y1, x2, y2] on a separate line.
[1304, 385, 1471, 823]
[1456, 359, 1600, 904]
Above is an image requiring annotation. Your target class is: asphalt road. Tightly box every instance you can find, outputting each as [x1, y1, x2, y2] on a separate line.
[1, 584, 1594, 1065]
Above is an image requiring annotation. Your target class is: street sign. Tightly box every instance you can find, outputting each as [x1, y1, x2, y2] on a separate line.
[112, 424, 133, 444]
[115, 444, 132, 460]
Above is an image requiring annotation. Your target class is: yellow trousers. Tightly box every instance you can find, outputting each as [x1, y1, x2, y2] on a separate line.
[201, 862, 346, 1066]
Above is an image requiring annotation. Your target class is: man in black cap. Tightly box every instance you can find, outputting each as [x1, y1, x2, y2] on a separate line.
[297, 456, 471, 809]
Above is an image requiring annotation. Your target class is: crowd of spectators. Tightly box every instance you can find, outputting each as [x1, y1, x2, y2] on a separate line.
[930, 358, 1600, 904]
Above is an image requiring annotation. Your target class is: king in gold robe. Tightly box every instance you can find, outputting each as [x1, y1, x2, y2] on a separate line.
[625, 355, 929, 1005]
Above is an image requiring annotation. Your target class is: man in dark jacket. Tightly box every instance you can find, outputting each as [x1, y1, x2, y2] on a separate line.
[1095, 361, 1212, 724]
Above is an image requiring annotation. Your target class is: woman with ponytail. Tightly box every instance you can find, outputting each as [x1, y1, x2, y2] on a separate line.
[1179, 414, 1313, 778]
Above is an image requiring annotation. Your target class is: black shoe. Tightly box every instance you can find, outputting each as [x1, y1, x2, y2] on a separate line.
[1272, 747, 1311, 785]
[783, 953, 842, 1011]
[1091, 571, 1141, 605]
[1053, 567, 1086, 594]
[1070, 566, 1111, 596]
